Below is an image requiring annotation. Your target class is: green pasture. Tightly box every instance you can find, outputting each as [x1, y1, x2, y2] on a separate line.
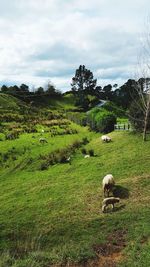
[0, 129, 150, 266]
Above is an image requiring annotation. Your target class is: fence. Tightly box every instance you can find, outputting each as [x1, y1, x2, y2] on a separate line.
[114, 123, 131, 131]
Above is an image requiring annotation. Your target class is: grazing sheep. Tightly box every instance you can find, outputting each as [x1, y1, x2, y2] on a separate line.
[102, 174, 115, 197]
[101, 135, 111, 142]
[84, 154, 90, 158]
[39, 137, 48, 144]
[102, 197, 120, 213]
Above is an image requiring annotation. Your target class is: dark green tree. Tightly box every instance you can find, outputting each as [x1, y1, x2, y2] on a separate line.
[45, 81, 61, 97]
[71, 65, 97, 93]
[103, 84, 113, 100]
[1, 85, 8, 93]
[20, 84, 29, 94]
[71, 65, 97, 108]
[35, 87, 44, 95]
[113, 79, 138, 109]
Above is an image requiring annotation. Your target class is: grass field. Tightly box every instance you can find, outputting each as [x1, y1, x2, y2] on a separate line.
[0, 127, 150, 267]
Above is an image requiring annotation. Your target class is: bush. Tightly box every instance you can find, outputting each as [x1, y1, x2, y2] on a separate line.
[39, 161, 49, 171]
[88, 149, 94, 157]
[87, 107, 116, 133]
[82, 137, 89, 145]
[5, 130, 20, 140]
[81, 148, 87, 155]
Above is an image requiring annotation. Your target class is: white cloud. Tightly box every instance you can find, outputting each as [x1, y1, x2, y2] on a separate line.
[0, 0, 149, 91]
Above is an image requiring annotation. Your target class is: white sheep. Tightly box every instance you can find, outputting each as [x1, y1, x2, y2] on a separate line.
[101, 135, 111, 142]
[39, 137, 48, 144]
[102, 174, 115, 197]
[102, 197, 120, 213]
[84, 154, 90, 158]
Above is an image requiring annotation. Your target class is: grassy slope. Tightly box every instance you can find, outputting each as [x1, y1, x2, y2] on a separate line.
[0, 94, 27, 111]
[0, 93, 78, 114]
[0, 130, 150, 266]
[27, 93, 77, 111]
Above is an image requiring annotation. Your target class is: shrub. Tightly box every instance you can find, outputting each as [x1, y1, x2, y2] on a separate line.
[88, 149, 94, 157]
[87, 107, 117, 133]
[81, 148, 87, 155]
[82, 137, 89, 145]
[70, 140, 82, 150]
[5, 130, 20, 140]
[3, 153, 9, 161]
[39, 161, 49, 171]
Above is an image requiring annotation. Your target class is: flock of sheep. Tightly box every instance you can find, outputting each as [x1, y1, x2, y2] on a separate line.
[39, 131, 120, 213]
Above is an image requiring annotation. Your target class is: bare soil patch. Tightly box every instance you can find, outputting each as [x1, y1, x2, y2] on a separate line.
[53, 229, 127, 267]
[92, 229, 127, 267]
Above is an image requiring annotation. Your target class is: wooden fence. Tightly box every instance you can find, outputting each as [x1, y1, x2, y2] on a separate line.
[114, 124, 131, 131]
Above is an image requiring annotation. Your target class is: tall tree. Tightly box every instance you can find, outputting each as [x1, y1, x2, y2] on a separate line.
[103, 84, 113, 100]
[71, 65, 97, 94]
[71, 65, 97, 108]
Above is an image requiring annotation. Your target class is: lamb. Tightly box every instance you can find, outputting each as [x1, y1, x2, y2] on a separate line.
[101, 135, 111, 142]
[39, 137, 48, 144]
[102, 197, 120, 213]
[102, 174, 115, 197]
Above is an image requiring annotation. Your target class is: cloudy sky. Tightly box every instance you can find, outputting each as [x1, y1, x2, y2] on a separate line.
[0, 0, 150, 91]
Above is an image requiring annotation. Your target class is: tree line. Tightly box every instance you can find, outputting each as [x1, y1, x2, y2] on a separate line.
[71, 65, 150, 110]
[0, 82, 61, 102]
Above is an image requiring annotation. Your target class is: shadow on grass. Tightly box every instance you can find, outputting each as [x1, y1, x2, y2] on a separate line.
[103, 204, 126, 213]
[113, 185, 129, 199]
[113, 204, 126, 212]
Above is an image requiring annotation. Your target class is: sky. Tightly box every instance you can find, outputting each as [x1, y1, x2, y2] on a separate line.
[0, 0, 150, 92]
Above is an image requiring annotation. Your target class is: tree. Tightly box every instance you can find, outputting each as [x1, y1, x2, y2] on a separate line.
[35, 87, 44, 95]
[102, 84, 113, 100]
[113, 79, 138, 109]
[127, 20, 150, 141]
[45, 81, 61, 97]
[128, 78, 150, 141]
[71, 65, 97, 93]
[71, 65, 97, 108]
[0, 85, 8, 93]
[20, 84, 29, 94]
